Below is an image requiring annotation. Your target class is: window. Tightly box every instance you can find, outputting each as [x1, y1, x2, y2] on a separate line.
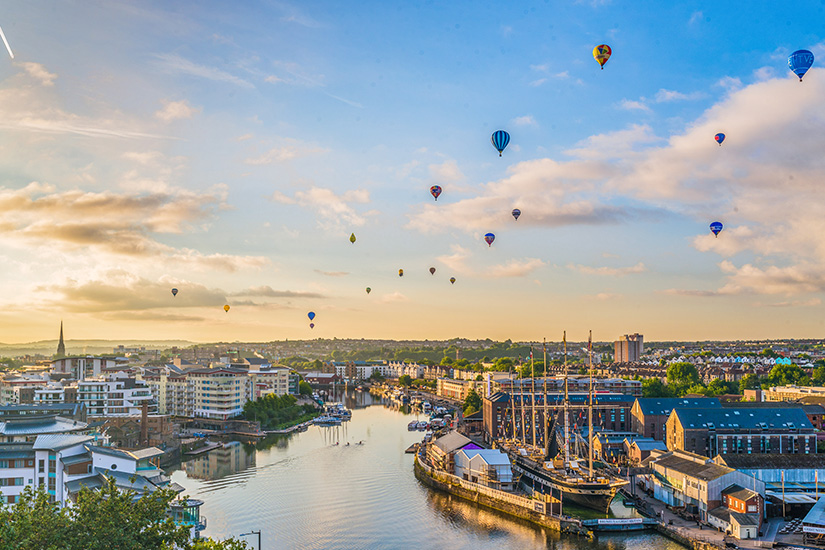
[38, 460, 44, 473]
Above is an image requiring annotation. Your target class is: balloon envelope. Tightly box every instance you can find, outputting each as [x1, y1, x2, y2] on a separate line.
[429, 267, 436, 275]
[398, 269, 404, 277]
[512, 208, 521, 221]
[714, 133, 725, 146]
[171, 288, 178, 296]
[308, 311, 316, 321]
[593, 44, 612, 69]
[484, 232, 495, 247]
[430, 185, 442, 201]
[789, 49, 814, 81]
[224, 305, 230, 312]
[310, 323, 315, 329]
[349, 233, 356, 244]
[366, 287, 371, 294]
[450, 277, 456, 284]
[491, 130, 510, 156]
[710, 221, 724, 237]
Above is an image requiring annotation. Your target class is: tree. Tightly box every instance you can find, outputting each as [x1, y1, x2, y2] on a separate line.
[765, 363, 806, 387]
[739, 373, 761, 393]
[642, 378, 672, 398]
[666, 362, 701, 396]
[493, 357, 513, 372]
[463, 389, 482, 415]
[398, 374, 412, 387]
[813, 367, 825, 386]
[298, 380, 313, 396]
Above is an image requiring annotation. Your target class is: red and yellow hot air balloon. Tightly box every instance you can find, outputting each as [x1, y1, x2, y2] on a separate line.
[593, 44, 611, 69]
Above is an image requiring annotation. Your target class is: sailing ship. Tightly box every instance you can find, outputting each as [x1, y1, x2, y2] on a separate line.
[504, 332, 627, 513]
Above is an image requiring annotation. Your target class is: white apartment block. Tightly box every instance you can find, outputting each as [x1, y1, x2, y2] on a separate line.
[51, 356, 122, 381]
[77, 378, 155, 417]
[0, 377, 48, 405]
[189, 368, 252, 421]
[141, 367, 192, 417]
[249, 366, 291, 398]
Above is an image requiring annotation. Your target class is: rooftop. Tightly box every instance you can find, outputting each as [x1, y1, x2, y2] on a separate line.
[33, 434, 94, 451]
[653, 451, 735, 481]
[636, 397, 722, 416]
[673, 407, 813, 430]
[715, 453, 825, 470]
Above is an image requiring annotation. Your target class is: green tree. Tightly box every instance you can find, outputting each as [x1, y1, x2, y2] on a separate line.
[493, 357, 513, 372]
[463, 389, 482, 415]
[765, 363, 806, 387]
[739, 373, 761, 393]
[298, 380, 313, 396]
[812, 367, 825, 386]
[642, 378, 672, 398]
[666, 362, 702, 396]
[398, 374, 412, 387]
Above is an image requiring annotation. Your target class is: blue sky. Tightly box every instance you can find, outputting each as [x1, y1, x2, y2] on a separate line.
[0, 1, 824, 343]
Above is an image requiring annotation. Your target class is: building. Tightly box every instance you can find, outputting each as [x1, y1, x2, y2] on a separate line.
[764, 385, 825, 403]
[427, 430, 477, 474]
[614, 333, 644, 363]
[77, 377, 155, 417]
[454, 448, 514, 490]
[496, 375, 642, 398]
[189, 368, 252, 421]
[436, 378, 483, 402]
[56, 321, 66, 357]
[51, 356, 123, 381]
[592, 431, 641, 462]
[249, 365, 292, 398]
[630, 397, 721, 440]
[0, 376, 49, 405]
[645, 449, 764, 522]
[665, 407, 815, 457]
[625, 437, 667, 465]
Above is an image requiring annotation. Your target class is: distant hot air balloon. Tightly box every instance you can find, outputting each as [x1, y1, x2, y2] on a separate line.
[714, 133, 725, 146]
[310, 323, 315, 329]
[484, 233, 495, 247]
[224, 305, 230, 313]
[349, 233, 356, 244]
[308, 311, 316, 321]
[789, 49, 814, 81]
[366, 287, 371, 294]
[710, 221, 724, 238]
[593, 44, 612, 69]
[429, 267, 436, 275]
[491, 130, 510, 157]
[450, 277, 456, 284]
[512, 208, 521, 221]
[398, 269, 404, 277]
[171, 288, 178, 297]
[430, 185, 442, 201]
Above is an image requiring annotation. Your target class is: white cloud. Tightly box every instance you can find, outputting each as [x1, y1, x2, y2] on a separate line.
[428, 160, 465, 184]
[529, 78, 548, 87]
[511, 115, 537, 127]
[379, 292, 408, 303]
[273, 187, 371, 229]
[688, 11, 703, 25]
[654, 89, 705, 102]
[155, 99, 201, 121]
[154, 53, 254, 89]
[618, 99, 651, 112]
[486, 258, 545, 278]
[245, 138, 328, 164]
[568, 262, 647, 277]
[18, 62, 56, 86]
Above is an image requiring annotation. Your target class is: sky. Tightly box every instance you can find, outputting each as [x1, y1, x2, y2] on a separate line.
[1, 1, 824, 344]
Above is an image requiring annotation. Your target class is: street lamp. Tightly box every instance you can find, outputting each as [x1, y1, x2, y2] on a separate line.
[239, 530, 261, 550]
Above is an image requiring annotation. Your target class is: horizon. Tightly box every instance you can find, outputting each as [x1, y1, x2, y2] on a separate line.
[1, 3, 824, 343]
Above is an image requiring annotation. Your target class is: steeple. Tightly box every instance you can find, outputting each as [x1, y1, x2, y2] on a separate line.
[56, 321, 65, 358]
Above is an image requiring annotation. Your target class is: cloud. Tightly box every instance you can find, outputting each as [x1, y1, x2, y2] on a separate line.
[486, 258, 545, 278]
[654, 89, 705, 102]
[155, 99, 201, 121]
[716, 76, 742, 92]
[154, 53, 254, 89]
[511, 115, 537, 127]
[436, 245, 471, 274]
[428, 160, 465, 184]
[314, 269, 349, 277]
[688, 11, 703, 25]
[529, 78, 548, 87]
[379, 292, 408, 303]
[245, 138, 328, 164]
[228, 286, 325, 298]
[0, 183, 267, 271]
[568, 262, 647, 276]
[18, 62, 56, 86]
[618, 99, 651, 112]
[760, 298, 821, 308]
[715, 261, 825, 296]
[273, 186, 371, 229]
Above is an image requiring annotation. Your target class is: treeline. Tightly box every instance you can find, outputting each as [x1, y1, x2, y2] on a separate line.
[242, 394, 317, 430]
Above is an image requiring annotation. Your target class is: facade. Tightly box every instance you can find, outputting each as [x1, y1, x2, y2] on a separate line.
[0, 376, 49, 405]
[626, 437, 668, 465]
[427, 430, 474, 474]
[630, 397, 721, 440]
[454, 448, 514, 490]
[77, 377, 155, 417]
[614, 333, 644, 363]
[249, 366, 292, 398]
[764, 385, 825, 403]
[437, 378, 483, 402]
[666, 407, 816, 457]
[496, 375, 642, 398]
[50, 356, 123, 381]
[592, 431, 641, 462]
[189, 368, 252, 420]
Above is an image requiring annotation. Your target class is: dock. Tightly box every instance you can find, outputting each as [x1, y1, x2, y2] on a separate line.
[264, 420, 314, 435]
[581, 518, 658, 532]
[186, 442, 222, 455]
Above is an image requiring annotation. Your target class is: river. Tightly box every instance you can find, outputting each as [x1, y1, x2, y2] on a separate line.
[170, 391, 685, 550]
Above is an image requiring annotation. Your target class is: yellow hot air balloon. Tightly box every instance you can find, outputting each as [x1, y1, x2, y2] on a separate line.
[224, 304, 230, 313]
[349, 233, 356, 244]
[593, 44, 611, 69]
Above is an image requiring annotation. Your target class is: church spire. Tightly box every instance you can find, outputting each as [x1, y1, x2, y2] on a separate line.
[56, 321, 66, 358]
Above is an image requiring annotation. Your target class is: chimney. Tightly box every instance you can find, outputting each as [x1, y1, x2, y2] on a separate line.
[140, 401, 149, 447]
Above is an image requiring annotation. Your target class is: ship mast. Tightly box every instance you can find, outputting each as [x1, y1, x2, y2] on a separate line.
[509, 362, 517, 441]
[543, 338, 548, 457]
[588, 330, 594, 479]
[531, 346, 536, 449]
[563, 331, 570, 469]
[519, 358, 526, 444]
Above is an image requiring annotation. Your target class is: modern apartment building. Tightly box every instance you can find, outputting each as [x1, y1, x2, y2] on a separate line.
[76, 378, 155, 417]
[189, 368, 252, 421]
[614, 333, 644, 363]
[50, 356, 123, 381]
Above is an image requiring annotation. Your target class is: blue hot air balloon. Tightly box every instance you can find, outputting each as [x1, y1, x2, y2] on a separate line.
[484, 233, 496, 247]
[491, 130, 510, 157]
[714, 133, 725, 146]
[788, 49, 814, 81]
[307, 311, 316, 321]
[709, 221, 723, 238]
[511, 208, 521, 221]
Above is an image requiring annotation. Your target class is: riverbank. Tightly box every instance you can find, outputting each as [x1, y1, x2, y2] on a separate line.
[413, 454, 590, 537]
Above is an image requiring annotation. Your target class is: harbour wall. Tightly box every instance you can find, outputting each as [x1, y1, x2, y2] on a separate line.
[413, 456, 588, 537]
[654, 524, 724, 550]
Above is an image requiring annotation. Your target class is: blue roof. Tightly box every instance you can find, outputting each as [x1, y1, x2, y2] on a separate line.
[674, 407, 813, 430]
[635, 397, 721, 416]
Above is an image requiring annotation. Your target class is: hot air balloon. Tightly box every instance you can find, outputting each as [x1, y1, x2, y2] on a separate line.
[366, 287, 371, 294]
[593, 44, 612, 69]
[710, 221, 723, 237]
[450, 277, 456, 284]
[430, 185, 442, 201]
[789, 49, 814, 81]
[349, 233, 356, 244]
[310, 323, 315, 329]
[308, 311, 316, 321]
[429, 267, 436, 275]
[398, 269, 404, 277]
[484, 233, 495, 247]
[491, 130, 510, 157]
[171, 288, 178, 297]
[512, 208, 521, 221]
[224, 305, 230, 313]
[714, 133, 725, 146]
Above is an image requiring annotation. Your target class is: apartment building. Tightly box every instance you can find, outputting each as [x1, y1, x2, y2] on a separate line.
[614, 333, 644, 363]
[249, 365, 292, 399]
[50, 356, 123, 381]
[630, 397, 722, 440]
[189, 368, 252, 421]
[0, 376, 48, 405]
[76, 378, 155, 417]
[764, 385, 825, 402]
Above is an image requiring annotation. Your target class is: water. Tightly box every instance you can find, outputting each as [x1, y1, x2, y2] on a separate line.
[170, 392, 685, 550]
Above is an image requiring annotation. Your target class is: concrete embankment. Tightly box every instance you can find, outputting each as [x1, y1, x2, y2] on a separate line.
[413, 456, 588, 537]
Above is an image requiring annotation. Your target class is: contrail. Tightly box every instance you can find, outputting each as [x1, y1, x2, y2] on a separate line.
[0, 25, 13, 59]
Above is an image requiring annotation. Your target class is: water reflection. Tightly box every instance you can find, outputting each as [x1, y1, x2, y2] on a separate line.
[182, 441, 255, 481]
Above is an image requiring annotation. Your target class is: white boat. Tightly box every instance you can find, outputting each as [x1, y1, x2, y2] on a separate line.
[314, 415, 342, 425]
[408, 421, 418, 431]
